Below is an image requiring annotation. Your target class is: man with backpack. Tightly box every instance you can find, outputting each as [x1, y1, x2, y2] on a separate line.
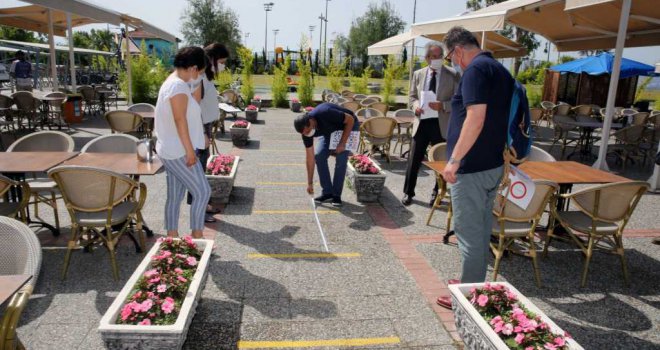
[436, 27, 516, 309]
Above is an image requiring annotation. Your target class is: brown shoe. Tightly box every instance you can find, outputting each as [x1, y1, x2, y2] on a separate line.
[436, 295, 452, 309]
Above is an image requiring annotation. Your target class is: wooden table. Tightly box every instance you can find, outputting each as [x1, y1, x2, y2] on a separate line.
[0, 152, 79, 173]
[61, 152, 163, 176]
[0, 275, 31, 307]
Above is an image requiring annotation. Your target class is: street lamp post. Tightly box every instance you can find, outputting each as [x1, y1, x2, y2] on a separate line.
[264, 2, 274, 66]
[318, 13, 325, 57]
[309, 25, 315, 50]
[323, 0, 331, 65]
[244, 32, 250, 46]
[273, 29, 279, 63]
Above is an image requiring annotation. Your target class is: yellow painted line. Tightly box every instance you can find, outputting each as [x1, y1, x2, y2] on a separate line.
[259, 163, 305, 167]
[238, 336, 400, 348]
[248, 252, 362, 259]
[253, 210, 337, 214]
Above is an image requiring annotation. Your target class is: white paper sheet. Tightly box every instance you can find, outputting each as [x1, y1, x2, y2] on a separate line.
[218, 103, 242, 113]
[328, 131, 360, 153]
[420, 90, 437, 117]
[499, 165, 536, 210]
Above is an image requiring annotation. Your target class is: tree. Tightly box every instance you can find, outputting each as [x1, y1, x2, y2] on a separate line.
[237, 46, 255, 102]
[348, 1, 405, 69]
[271, 55, 290, 108]
[578, 49, 610, 57]
[382, 55, 405, 107]
[298, 59, 315, 107]
[466, 0, 540, 76]
[73, 31, 93, 49]
[0, 26, 45, 43]
[89, 29, 114, 51]
[181, 0, 241, 54]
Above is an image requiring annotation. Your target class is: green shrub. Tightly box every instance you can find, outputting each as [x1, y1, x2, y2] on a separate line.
[327, 56, 347, 93]
[118, 42, 169, 104]
[382, 55, 404, 107]
[635, 76, 653, 102]
[271, 55, 290, 108]
[214, 69, 233, 92]
[526, 87, 541, 108]
[237, 46, 255, 102]
[298, 58, 315, 107]
[351, 66, 371, 94]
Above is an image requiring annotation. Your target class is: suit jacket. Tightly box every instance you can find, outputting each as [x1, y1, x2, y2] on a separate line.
[408, 65, 460, 138]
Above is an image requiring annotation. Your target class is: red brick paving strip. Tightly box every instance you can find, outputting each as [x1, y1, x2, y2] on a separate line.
[366, 205, 463, 344]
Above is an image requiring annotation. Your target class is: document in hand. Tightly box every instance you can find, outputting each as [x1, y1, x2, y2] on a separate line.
[421, 91, 437, 117]
[499, 165, 536, 210]
[328, 130, 360, 153]
[218, 103, 242, 113]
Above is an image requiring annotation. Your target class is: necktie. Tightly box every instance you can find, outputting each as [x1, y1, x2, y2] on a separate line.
[428, 70, 437, 94]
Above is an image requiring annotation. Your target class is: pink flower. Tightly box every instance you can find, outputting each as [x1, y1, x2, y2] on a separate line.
[493, 321, 504, 333]
[144, 269, 158, 278]
[177, 276, 188, 283]
[477, 294, 489, 307]
[246, 104, 258, 111]
[489, 316, 502, 326]
[525, 347, 534, 350]
[138, 319, 151, 325]
[157, 284, 167, 293]
[515, 333, 525, 344]
[304, 106, 314, 112]
[501, 323, 514, 335]
[544, 343, 557, 350]
[554, 337, 566, 346]
[161, 297, 175, 314]
[186, 256, 198, 266]
[140, 299, 153, 312]
[148, 276, 160, 284]
[120, 304, 133, 321]
[174, 268, 184, 274]
[254, 95, 262, 100]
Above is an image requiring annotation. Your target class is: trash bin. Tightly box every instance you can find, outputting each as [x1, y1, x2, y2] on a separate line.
[63, 94, 83, 123]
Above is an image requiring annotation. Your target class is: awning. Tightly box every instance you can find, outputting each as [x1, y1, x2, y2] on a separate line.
[0, 39, 114, 56]
[121, 14, 178, 43]
[367, 31, 417, 56]
[550, 52, 655, 78]
[0, 5, 98, 36]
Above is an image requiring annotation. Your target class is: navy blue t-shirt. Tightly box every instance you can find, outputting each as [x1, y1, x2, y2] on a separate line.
[446, 52, 513, 174]
[302, 102, 357, 148]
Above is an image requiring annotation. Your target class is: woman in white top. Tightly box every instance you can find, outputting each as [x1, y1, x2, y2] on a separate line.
[186, 43, 229, 223]
[154, 46, 210, 239]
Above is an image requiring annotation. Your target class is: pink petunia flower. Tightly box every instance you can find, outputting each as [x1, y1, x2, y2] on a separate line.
[140, 299, 153, 312]
[157, 284, 167, 293]
[144, 269, 158, 278]
[177, 276, 188, 283]
[174, 268, 184, 274]
[515, 333, 525, 344]
[186, 256, 198, 266]
[120, 304, 133, 321]
[138, 319, 151, 326]
[544, 343, 557, 350]
[477, 294, 489, 307]
[554, 337, 566, 346]
[501, 323, 514, 335]
[161, 297, 175, 314]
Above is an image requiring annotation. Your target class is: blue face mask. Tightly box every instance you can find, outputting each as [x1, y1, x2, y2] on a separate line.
[452, 63, 462, 75]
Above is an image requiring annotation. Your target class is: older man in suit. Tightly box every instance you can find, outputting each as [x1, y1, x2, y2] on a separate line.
[402, 41, 460, 206]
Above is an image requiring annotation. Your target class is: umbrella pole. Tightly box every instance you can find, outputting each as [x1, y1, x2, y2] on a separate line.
[67, 13, 77, 91]
[47, 9, 58, 91]
[125, 23, 133, 106]
[592, 0, 631, 171]
[310, 196, 330, 252]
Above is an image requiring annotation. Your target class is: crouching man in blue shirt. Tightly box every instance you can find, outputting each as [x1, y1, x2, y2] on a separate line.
[294, 102, 359, 207]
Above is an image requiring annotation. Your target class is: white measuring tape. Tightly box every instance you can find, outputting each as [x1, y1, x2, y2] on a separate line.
[309, 196, 330, 252]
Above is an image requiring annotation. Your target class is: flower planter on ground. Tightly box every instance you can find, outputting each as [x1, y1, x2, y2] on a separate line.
[345, 155, 386, 203]
[449, 282, 583, 350]
[205, 154, 239, 204]
[290, 99, 301, 112]
[98, 237, 214, 350]
[230, 121, 250, 146]
[249, 99, 261, 110]
[244, 105, 259, 123]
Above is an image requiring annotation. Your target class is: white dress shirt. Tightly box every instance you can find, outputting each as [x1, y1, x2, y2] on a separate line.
[421, 67, 440, 120]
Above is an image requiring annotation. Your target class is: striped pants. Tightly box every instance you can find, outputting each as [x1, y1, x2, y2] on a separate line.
[161, 156, 211, 231]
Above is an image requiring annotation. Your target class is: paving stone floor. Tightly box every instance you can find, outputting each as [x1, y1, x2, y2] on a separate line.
[6, 105, 660, 349]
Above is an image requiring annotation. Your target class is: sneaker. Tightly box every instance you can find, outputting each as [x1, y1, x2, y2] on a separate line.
[331, 197, 343, 207]
[204, 213, 217, 223]
[314, 194, 333, 203]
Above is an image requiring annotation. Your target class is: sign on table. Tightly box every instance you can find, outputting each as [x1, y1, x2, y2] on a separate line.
[328, 131, 360, 153]
[500, 165, 536, 210]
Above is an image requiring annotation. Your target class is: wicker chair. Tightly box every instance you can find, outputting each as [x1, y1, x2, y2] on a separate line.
[81, 134, 139, 153]
[333, 96, 348, 105]
[366, 95, 382, 102]
[369, 102, 389, 116]
[530, 108, 543, 127]
[491, 180, 558, 287]
[426, 143, 452, 234]
[393, 109, 414, 156]
[0, 217, 42, 350]
[48, 166, 147, 280]
[359, 97, 379, 107]
[79, 85, 102, 115]
[340, 101, 360, 113]
[545, 181, 649, 287]
[341, 90, 354, 97]
[0, 95, 15, 145]
[355, 108, 384, 120]
[572, 105, 593, 118]
[352, 94, 367, 102]
[105, 110, 144, 137]
[10, 91, 40, 130]
[630, 112, 649, 126]
[44, 92, 68, 130]
[549, 114, 579, 158]
[527, 145, 556, 162]
[127, 103, 155, 138]
[7, 131, 75, 233]
[607, 124, 646, 171]
[540, 101, 556, 126]
[359, 116, 396, 163]
[554, 103, 572, 117]
[0, 175, 30, 221]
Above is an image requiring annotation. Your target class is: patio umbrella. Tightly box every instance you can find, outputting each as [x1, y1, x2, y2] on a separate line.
[549, 52, 655, 79]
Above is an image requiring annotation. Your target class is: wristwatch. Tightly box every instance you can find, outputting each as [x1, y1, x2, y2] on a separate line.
[448, 157, 459, 165]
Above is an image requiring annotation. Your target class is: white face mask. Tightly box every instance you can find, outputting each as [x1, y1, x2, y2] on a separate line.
[188, 74, 203, 90]
[217, 62, 226, 72]
[429, 59, 443, 70]
[452, 63, 463, 75]
[304, 128, 316, 138]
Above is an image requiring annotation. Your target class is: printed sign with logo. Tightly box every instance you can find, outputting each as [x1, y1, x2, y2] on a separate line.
[328, 131, 360, 153]
[500, 165, 536, 210]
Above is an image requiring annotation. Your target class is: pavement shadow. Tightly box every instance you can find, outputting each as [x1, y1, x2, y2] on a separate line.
[551, 320, 659, 350]
[183, 298, 242, 350]
[217, 221, 339, 262]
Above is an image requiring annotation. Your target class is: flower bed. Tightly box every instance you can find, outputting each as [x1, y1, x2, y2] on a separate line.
[449, 282, 583, 350]
[230, 120, 250, 146]
[205, 154, 240, 204]
[245, 104, 258, 122]
[99, 237, 214, 350]
[345, 155, 385, 202]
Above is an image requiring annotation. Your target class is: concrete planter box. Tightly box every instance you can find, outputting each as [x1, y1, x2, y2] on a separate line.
[205, 155, 239, 204]
[249, 99, 261, 110]
[290, 101, 302, 112]
[98, 238, 214, 350]
[449, 282, 583, 350]
[345, 159, 386, 202]
[230, 123, 250, 146]
[245, 110, 258, 123]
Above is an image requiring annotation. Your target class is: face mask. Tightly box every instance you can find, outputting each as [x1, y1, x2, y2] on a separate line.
[304, 128, 316, 138]
[217, 62, 226, 72]
[452, 63, 463, 74]
[429, 59, 443, 70]
[188, 74, 203, 90]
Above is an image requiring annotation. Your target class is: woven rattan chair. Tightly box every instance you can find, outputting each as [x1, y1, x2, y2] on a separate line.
[369, 102, 389, 116]
[607, 125, 646, 171]
[393, 109, 414, 156]
[527, 145, 556, 162]
[530, 108, 543, 127]
[491, 180, 558, 287]
[333, 96, 348, 105]
[359, 116, 396, 163]
[81, 134, 139, 153]
[554, 103, 572, 117]
[352, 94, 367, 101]
[0, 217, 42, 350]
[48, 166, 147, 280]
[355, 108, 383, 120]
[0, 94, 16, 136]
[340, 101, 360, 113]
[44, 92, 68, 130]
[549, 115, 579, 158]
[545, 181, 649, 287]
[0, 175, 30, 221]
[572, 105, 593, 118]
[540, 101, 556, 126]
[341, 90, 354, 97]
[7, 131, 75, 233]
[79, 85, 102, 115]
[10, 91, 40, 130]
[630, 112, 649, 126]
[105, 110, 144, 137]
[426, 143, 452, 234]
[359, 97, 379, 107]
[127, 103, 155, 137]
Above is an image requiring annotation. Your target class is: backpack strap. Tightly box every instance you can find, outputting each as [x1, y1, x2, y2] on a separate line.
[497, 81, 523, 212]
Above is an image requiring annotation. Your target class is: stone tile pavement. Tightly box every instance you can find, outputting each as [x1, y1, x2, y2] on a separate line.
[6, 106, 660, 349]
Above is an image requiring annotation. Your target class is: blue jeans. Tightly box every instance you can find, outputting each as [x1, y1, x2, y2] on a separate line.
[314, 127, 358, 198]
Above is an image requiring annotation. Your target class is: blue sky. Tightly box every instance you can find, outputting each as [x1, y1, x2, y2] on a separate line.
[3, 0, 659, 66]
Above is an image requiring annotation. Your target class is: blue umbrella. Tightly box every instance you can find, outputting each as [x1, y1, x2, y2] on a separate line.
[550, 53, 655, 79]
